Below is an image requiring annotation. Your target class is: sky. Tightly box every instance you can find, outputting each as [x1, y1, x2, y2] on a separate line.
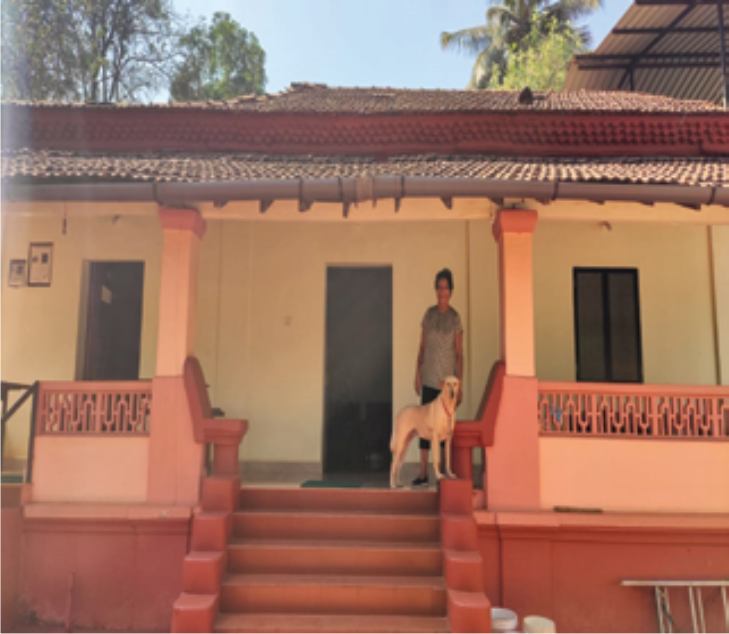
[170, 0, 633, 95]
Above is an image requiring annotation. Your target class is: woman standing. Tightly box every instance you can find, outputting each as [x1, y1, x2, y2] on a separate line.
[412, 268, 463, 488]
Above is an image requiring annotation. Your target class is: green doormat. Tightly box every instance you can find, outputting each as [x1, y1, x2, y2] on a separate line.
[300, 480, 363, 489]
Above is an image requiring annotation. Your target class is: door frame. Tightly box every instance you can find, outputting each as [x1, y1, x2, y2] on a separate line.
[322, 263, 394, 474]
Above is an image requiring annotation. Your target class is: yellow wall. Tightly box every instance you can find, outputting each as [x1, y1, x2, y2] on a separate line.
[194, 220, 499, 463]
[1, 212, 163, 457]
[1, 204, 724, 466]
[534, 222, 718, 385]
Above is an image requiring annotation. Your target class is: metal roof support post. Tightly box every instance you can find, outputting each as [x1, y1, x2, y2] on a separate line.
[719, 2, 728, 109]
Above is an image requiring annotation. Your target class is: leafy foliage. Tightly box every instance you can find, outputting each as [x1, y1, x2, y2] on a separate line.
[486, 18, 585, 90]
[441, 0, 602, 89]
[169, 12, 266, 101]
[1, 0, 180, 102]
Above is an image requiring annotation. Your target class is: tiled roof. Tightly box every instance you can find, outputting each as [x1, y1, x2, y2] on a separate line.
[3, 84, 723, 114]
[3, 149, 728, 187]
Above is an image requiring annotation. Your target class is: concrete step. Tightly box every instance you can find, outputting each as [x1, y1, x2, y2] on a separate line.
[239, 487, 439, 515]
[227, 538, 443, 576]
[232, 510, 441, 542]
[214, 612, 451, 633]
[219, 573, 447, 617]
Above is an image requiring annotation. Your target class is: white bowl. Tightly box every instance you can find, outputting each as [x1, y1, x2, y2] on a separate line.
[523, 615, 556, 633]
[492, 607, 519, 632]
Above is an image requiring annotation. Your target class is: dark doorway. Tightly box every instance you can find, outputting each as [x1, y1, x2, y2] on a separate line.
[573, 268, 643, 383]
[82, 262, 144, 381]
[324, 267, 393, 474]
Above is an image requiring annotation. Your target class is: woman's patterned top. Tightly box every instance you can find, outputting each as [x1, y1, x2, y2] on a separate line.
[420, 305, 462, 390]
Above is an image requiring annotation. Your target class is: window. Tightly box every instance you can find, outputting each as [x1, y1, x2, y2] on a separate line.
[573, 268, 643, 383]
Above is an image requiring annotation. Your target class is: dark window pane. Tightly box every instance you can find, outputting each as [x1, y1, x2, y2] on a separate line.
[576, 271, 607, 381]
[608, 273, 641, 382]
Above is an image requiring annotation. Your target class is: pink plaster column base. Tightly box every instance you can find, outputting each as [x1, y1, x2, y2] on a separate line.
[182, 552, 226, 595]
[440, 478, 474, 516]
[444, 551, 486, 593]
[171, 593, 218, 634]
[486, 375, 540, 511]
[147, 377, 204, 506]
[190, 512, 233, 551]
[452, 447, 473, 481]
[440, 480, 492, 633]
[201, 477, 241, 513]
[448, 589, 492, 633]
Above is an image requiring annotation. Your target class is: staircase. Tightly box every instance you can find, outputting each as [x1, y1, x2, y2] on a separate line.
[214, 487, 449, 633]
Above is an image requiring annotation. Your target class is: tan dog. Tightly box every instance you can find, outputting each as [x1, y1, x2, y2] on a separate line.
[390, 376, 460, 489]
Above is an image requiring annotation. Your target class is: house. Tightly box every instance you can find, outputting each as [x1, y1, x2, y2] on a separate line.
[1, 85, 728, 632]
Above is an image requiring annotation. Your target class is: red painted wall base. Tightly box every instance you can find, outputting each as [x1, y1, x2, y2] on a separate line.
[476, 512, 729, 633]
[2, 507, 23, 631]
[20, 513, 191, 631]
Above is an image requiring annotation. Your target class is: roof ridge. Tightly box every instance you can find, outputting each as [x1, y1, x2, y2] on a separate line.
[0, 85, 723, 112]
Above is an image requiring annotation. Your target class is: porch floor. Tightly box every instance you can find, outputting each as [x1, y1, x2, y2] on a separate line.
[241, 470, 395, 489]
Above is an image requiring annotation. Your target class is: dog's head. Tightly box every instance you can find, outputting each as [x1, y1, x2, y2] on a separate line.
[438, 376, 460, 409]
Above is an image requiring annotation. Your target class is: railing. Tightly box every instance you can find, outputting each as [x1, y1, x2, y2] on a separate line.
[538, 382, 729, 440]
[35, 381, 153, 436]
[1, 381, 39, 478]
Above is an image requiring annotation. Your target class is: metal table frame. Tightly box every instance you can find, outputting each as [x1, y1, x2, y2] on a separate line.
[622, 580, 729, 633]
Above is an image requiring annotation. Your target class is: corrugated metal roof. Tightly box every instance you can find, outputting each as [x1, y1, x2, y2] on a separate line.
[564, 2, 727, 105]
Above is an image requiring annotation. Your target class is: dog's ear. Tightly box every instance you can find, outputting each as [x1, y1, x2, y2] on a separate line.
[438, 379, 445, 390]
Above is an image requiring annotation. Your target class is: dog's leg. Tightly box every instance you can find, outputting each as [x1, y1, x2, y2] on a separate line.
[395, 430, 416, 488]
[432, 437, 444, 481]
[390, 448, 399, 489]
[390, 425, 414, 488]
[390, 428, 404, 489]
[445, 435, 457, 479]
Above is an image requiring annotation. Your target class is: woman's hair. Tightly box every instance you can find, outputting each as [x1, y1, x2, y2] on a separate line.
[434, 268, 454, 291]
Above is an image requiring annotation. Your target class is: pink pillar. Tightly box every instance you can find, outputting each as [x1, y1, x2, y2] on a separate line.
[487, 209, 540, 510]
[494, 210, 537, 377]
[147, 208, 207, 506]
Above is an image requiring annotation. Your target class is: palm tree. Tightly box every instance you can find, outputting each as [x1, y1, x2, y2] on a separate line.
[441, 0, 603, 89]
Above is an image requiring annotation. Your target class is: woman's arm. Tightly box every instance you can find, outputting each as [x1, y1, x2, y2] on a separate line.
[415, 327, 425, 395]
[455, 331, 464, 406]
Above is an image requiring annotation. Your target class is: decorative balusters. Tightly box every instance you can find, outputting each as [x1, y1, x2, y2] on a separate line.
[36, 382, 152, 435]
[538, 384, 728, 440]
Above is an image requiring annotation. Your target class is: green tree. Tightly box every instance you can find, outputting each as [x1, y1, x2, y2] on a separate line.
[441, 0, 602, 89]
[487, 18, 584, 90]
[170, 12, 266, 101]
[1, 0, 180, 102]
